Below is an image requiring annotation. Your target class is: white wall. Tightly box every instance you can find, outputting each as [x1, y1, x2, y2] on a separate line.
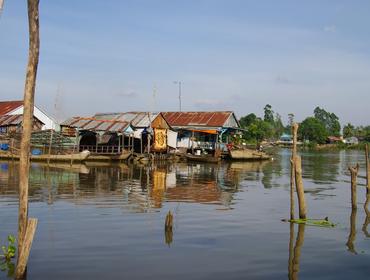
[10, 105, 57, 130]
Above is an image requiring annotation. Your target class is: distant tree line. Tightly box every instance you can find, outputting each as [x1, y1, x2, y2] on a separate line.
[239, 105, 368, 145]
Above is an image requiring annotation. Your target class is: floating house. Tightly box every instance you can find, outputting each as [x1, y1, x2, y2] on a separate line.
[0, 100, 57, 131]
[162, 111, 240, 153]
[60, 112, 174, 155]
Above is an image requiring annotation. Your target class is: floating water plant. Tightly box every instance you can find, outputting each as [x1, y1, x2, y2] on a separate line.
[0, 235, 16, 261]
[282, 217, 336, 228]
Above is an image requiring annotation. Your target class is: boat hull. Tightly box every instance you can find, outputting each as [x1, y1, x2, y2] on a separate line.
[185, 154, 220, 163]
[229, 149, 270, 160]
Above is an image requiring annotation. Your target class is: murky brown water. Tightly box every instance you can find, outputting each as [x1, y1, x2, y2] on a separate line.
[0, 149, 370, 279]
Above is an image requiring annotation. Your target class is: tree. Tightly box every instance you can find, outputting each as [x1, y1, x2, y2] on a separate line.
[298, 117, 328, 144]
[239, 113, 257, 128]
[274, 113, 285, 138]
[343, 123, 355, 138]
[263, 104, 274, 124]
[313, 106, 341, 136]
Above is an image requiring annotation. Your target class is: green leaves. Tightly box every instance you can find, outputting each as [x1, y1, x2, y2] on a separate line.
[1, 235, 16, 261]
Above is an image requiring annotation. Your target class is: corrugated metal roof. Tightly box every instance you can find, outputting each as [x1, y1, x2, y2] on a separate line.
[93, 112, 159, 128]
[0, 114, 45, 127]
[0, 101, 23, 115]
[162, 111, 235, 128]
[0, 114, 23, 126]
[61, 117, 130, 133]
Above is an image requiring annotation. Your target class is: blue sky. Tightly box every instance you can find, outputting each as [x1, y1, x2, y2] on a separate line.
[1, 0, 370, 125]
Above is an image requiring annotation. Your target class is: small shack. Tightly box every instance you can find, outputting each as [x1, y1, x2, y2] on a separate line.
[60, 117, 133, 154]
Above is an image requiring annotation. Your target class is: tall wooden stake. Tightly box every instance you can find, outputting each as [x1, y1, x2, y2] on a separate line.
[17, 0, 39, 278]
[290, 123, 298, 220]
[47, 129, 54, 165]
[294, 155, 307, 219]
[348, 164, 359, 209]
[366, 144, 370, 194]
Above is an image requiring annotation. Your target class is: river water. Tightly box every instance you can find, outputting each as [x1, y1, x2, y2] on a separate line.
[0, 149, 369, 279]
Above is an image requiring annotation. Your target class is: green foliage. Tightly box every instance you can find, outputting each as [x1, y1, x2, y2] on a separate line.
[239, 113, 257, 128]
[1, 235, 16, 261]
[343, 123, 355, 138]
[299, 117, 328, 144]
[314, 106, 341, 136]
[263, 104, 274, 123]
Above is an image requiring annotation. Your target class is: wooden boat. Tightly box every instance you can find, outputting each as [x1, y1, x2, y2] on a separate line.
[185, 153, 220, 163]
[0, 150, 90, 162]
[86, 151, 131, 162]
[229, 148, 271, 160]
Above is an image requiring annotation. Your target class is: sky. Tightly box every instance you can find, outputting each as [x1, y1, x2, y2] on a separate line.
[0, 0, 370, 125]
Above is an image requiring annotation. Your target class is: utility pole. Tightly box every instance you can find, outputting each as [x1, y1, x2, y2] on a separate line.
[174, 81, 182, 111]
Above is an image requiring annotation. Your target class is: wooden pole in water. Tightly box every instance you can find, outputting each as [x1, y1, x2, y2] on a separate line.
[348, 164, 359, 209]
[47, 129, 54, 165]
[366, 144, 370, 194]
[17, 0, 39, 278]
[15, 218, 38, 279]
[165, 210, 173, 231]
[294, 155, 307, 219]
[290, 123, 298, 220]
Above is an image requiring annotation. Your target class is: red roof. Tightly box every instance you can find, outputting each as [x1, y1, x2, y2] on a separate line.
[162, 111, 233, 127]
[0, 101, 23, 116]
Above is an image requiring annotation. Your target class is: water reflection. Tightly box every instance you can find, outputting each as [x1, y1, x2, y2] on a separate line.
[363, 194, 370, 238]
[302, 151, 340, 184]
[0, 160, 269, 211]
[346, 208, 358, 254]
[288, 223, 306, 280]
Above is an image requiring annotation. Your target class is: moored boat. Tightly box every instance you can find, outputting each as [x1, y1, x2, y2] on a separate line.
[0, 150, 90, 162]
[229, 148, 271, 160]
[185, 153, 220, 163]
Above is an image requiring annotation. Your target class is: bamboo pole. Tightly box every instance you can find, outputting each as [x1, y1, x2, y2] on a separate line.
[294, 155, 307, 219]
[366, 144, 370, 194]
[290, 123, 298, 220]
[348, 164, 359, 209]
[17, 0, 39, 266]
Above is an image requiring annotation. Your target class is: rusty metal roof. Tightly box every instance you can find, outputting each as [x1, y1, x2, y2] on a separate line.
[61, 117, 131, 133]
[162, 111, 235, 128]
[0, 101, 23, 115]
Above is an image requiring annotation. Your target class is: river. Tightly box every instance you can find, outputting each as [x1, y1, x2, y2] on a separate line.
[0, 149, 369, 279]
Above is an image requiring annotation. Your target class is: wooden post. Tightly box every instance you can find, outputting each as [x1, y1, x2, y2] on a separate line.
[47, 129, 54, 165]
[362, 193, 370, 237]
[366, 144, 370, 194]
[165, 210, 173, 231]
[290, 123, 298, 220]
[191, 130, 194, 154]
[17, 0, 39, 274]
[294, 156, 307, 219]
[15, 218, 38, 279]
[70, 132, 78, 166]
[348, 164, 359, 209]
[140, 133, 143, 154]
[147, 133, 151, 154]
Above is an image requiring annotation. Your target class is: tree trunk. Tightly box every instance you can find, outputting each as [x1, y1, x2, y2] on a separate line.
[17, 0, 40, 278]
